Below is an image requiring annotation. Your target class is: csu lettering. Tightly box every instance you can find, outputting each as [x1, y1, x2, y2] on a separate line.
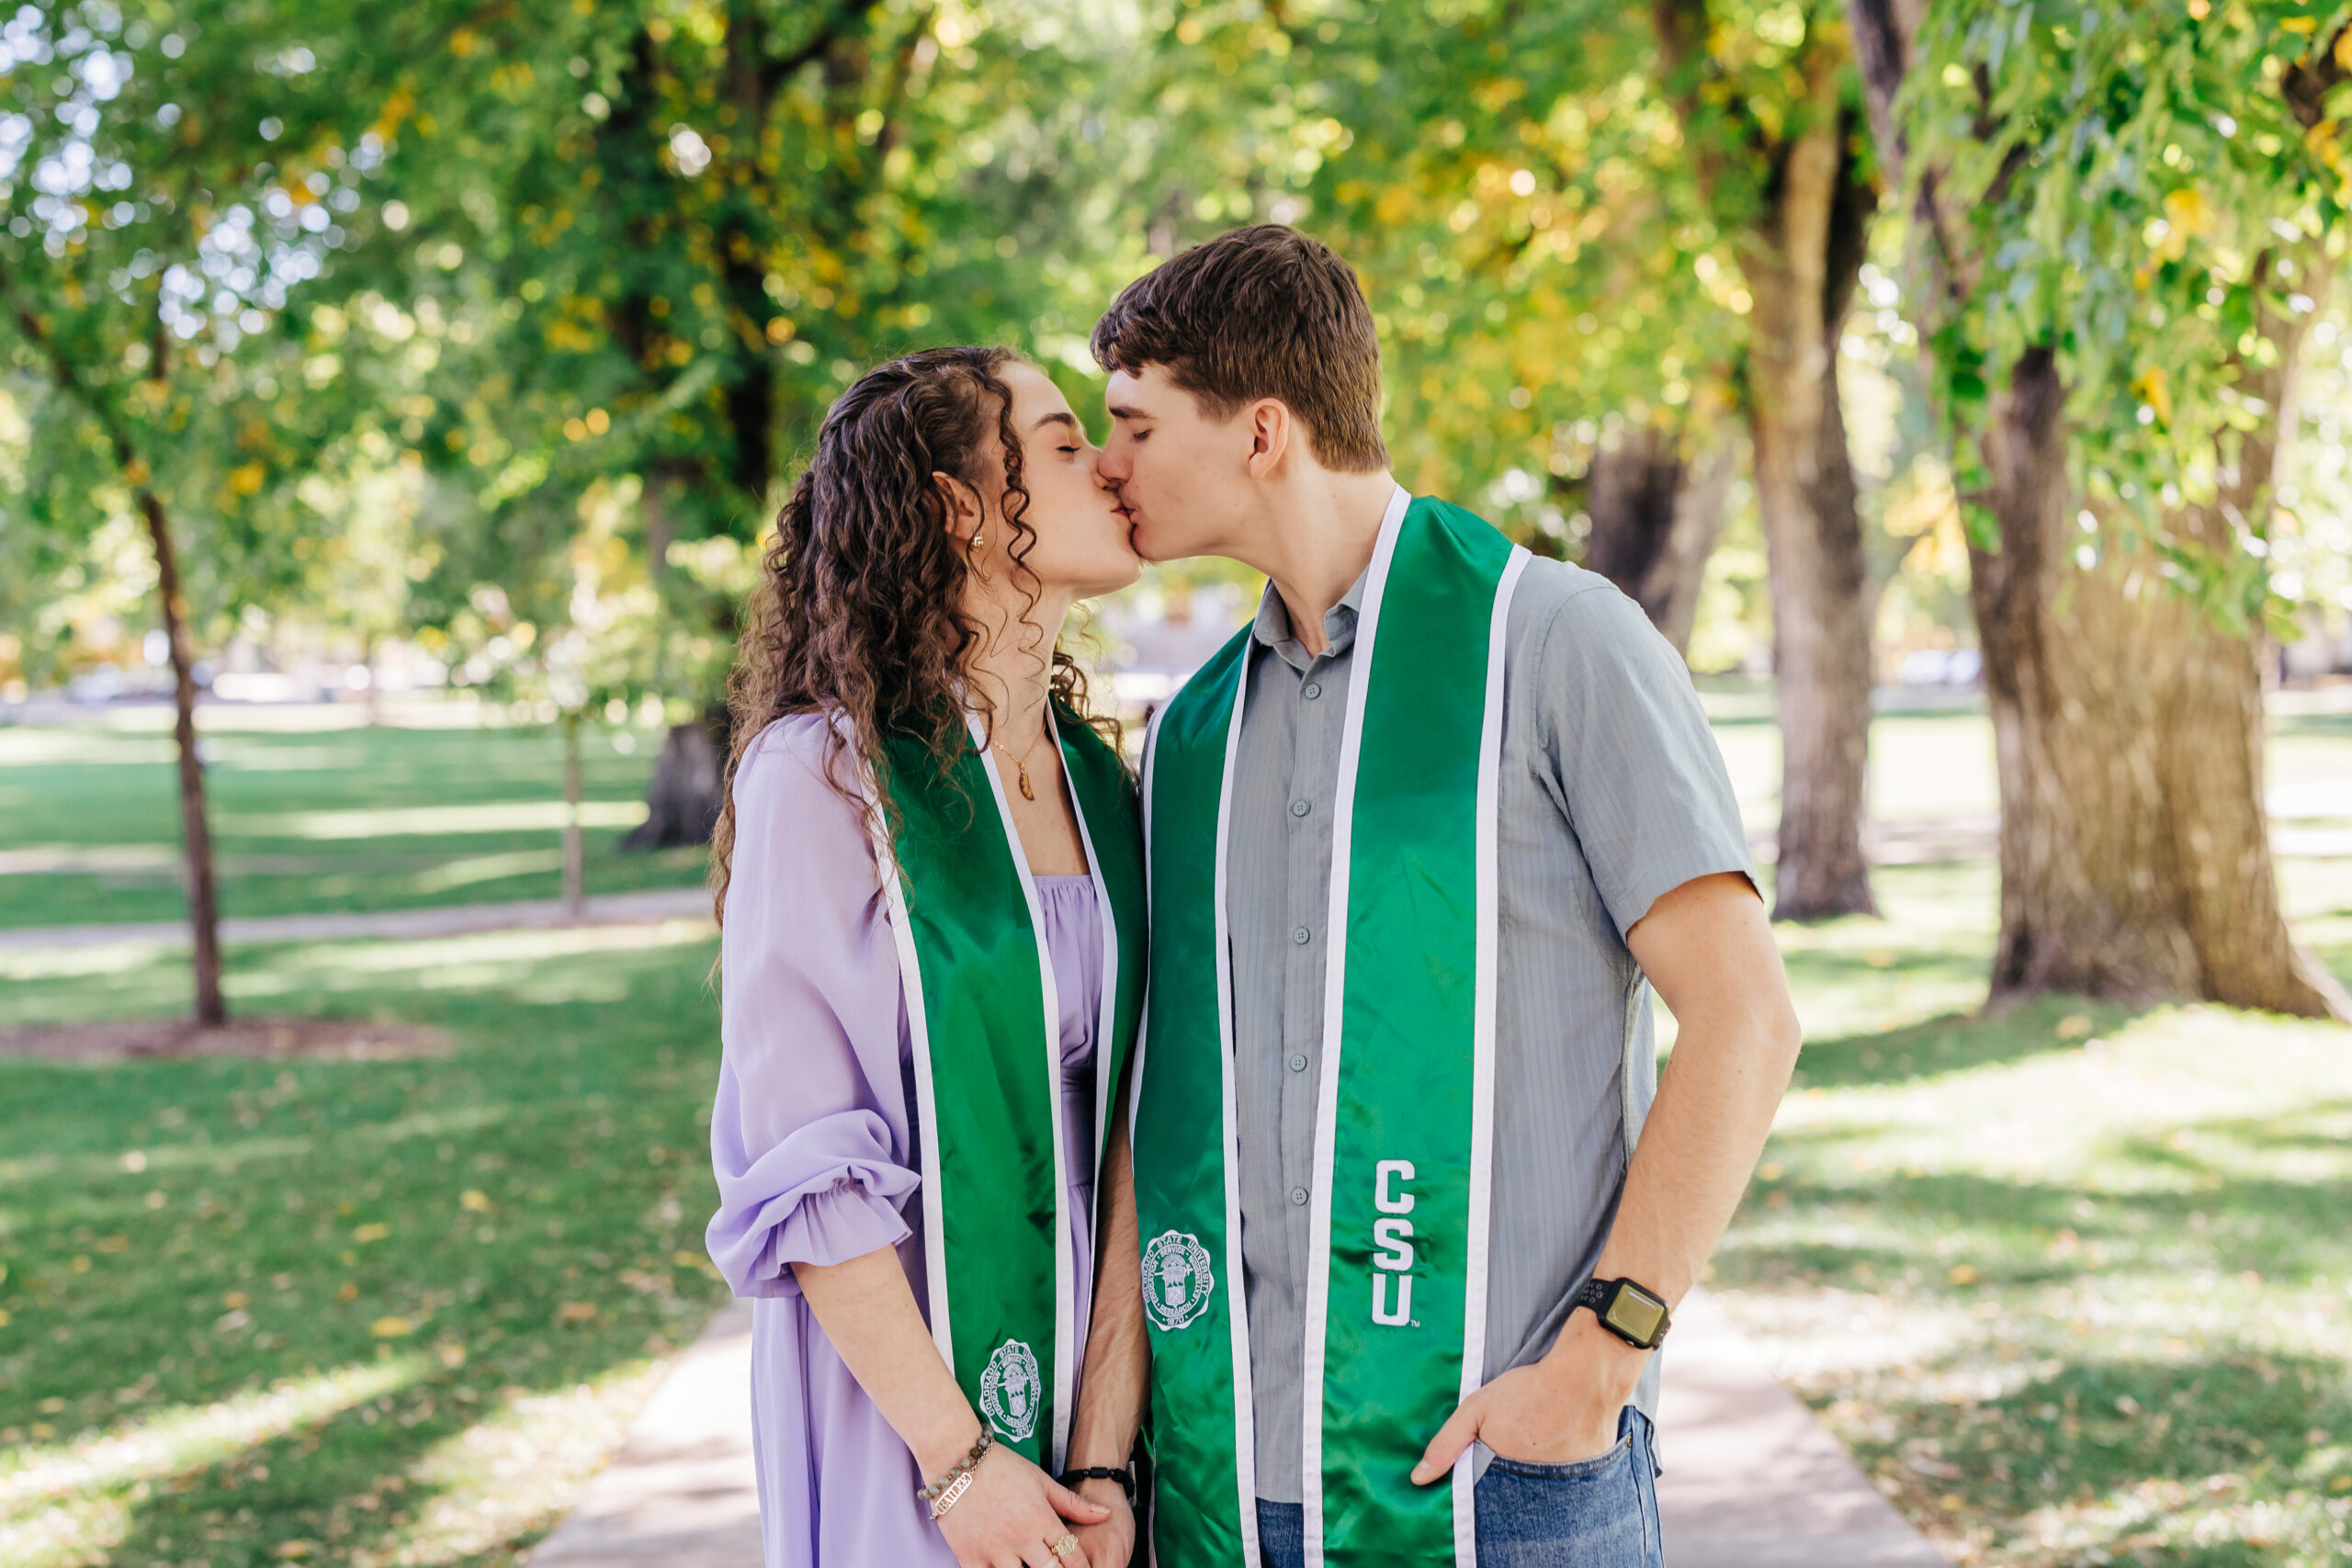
[1372, 1159, 1413, 1327]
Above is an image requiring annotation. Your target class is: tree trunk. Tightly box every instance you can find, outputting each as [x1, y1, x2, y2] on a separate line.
[1849, 0, 2347, 1019]
[620, 717, 724, 850]
[139, 490, 226, 1025]
[1581, 425, 1735, 659]
[1972, 350, 2346, 1017]
[561, 711, 586, 917]
[1740, 105, 1879, 921]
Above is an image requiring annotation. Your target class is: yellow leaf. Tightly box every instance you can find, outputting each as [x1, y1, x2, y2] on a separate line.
[556, 1302, 598, 1325]
[370, 1316, 413, 1337]
[2056, 1013, 2095, 1039]
[227, 461, 266, 497]
[1949, 1264, 1981, 1285]
[0, 1309, 11, 1328]
[222, 1291, 250, 1310]
[335, 1281, 359, 1303]
[122, 457, 151, 485]
[275, 1542, 314, 1560]
[459, 1190, 493, 1213]
[353, 1222, 389, 1243]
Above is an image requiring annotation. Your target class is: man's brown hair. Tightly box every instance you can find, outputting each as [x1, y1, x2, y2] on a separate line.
[1091, 224, 1388, 472]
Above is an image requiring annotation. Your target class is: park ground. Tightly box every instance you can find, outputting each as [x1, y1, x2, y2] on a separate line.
[1, 693, 2348, 1568]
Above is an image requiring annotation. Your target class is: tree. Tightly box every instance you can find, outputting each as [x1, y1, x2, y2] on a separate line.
[378, 0, 1155, 845]
[1650, 0, 1882, 919]
[1849, 0, 2351, 1018]
[0, 2, 411, 1022]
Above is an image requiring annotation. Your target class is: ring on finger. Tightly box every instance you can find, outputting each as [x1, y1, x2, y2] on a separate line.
[1047, 1534, 1080, 1561]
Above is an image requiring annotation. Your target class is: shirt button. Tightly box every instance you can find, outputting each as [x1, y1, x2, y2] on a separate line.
[1290, 799, 1311, 818]
[1289, 1186, 1309, 1206]
[1302, 682, 1322, 700]
[1292, 925, 1312, 945]
[1287, 1052, 1308, 1072]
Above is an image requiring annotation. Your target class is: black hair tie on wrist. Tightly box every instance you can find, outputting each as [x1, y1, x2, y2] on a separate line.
[1057, 1465, 1136, 1503]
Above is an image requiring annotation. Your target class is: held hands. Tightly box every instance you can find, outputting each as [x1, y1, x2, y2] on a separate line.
[1066, 1477, 1136, 1568]
[1408, 1310, 1646, 1483]
[934, 1445, 1110, 1568]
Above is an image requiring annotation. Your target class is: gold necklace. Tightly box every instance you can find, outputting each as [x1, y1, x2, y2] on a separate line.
[999, 723, 1050, 802]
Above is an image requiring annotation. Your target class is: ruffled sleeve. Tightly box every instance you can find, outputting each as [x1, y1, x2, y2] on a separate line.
[706, 715, 920, 1300]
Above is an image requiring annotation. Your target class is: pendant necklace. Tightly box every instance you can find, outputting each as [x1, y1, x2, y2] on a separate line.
[1000, 722, 1049, 802]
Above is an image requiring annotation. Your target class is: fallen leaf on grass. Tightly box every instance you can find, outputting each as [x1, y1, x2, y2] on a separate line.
[1949, 1265, 1981, 1284]
[2056, 1014, 2093, 1039]
[371, 1316, 414, 1337]
[459, 1189, 493, 1213]
[335, 1281, 359, 1303]
[275, 1542, 314, 1560]
[353, 1223, 390, 1243]
[556, 1302, 597, 1325]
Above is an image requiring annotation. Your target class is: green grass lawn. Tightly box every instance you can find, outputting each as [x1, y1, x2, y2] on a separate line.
[0, 712, 707, 930]
[2, 695, 2349, 1567]
[0, 919, 727, 1568]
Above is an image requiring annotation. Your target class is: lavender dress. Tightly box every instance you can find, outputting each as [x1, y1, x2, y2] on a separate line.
[706, 715, 1104, 1568]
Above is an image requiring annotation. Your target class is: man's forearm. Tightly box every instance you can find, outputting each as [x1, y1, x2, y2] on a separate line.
[1068, 1118, 1149, 1468]
[1595, 872, 1800, 1306]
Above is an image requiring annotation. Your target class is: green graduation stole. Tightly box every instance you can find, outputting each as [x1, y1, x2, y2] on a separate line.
[876, 707, 1146, 1474]
[1134, 492, 1529, 1567]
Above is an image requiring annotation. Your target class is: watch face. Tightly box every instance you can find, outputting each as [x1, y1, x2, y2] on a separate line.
[1603, 1285, 1668, 1346]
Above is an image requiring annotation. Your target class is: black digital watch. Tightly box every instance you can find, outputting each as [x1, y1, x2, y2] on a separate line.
[1572, 1275, 1672, 1349]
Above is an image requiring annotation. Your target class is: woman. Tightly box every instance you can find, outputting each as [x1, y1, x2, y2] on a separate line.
[706, 347, 1147, 1568]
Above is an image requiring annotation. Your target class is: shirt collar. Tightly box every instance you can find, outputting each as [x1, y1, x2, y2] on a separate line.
[1249, 484, 1409, 669]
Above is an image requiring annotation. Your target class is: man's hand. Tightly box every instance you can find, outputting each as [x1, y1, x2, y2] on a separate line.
[1065, 1478, 1136, 1568]
[1409, 1311, 1645, 1483]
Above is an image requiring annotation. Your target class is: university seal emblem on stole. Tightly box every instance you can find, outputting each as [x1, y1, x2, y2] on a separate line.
[979, 1339, 1043, 1442]
[1139, 1230, 1216, 1331]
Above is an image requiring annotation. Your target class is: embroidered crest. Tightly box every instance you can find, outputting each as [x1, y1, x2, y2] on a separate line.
[1139, 1229, 1216, 1331]
[979, 1339, 1043, 1442]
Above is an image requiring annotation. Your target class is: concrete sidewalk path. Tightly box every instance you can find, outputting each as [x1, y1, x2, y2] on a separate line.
[0, 886, 713, 952]
[1656, 1291, 1949, 1566]
[526, 1290, 1949, 1566]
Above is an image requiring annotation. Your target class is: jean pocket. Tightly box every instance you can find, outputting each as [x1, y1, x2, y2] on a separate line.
[1482, 1430, 1634, 1481]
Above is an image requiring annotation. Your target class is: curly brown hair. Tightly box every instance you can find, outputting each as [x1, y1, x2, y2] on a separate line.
[710, 344, 1104, 924]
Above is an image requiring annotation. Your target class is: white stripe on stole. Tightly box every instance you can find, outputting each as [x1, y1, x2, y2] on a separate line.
[1211, 659, 1266, 1568]
[1453, 545, 1530, 1567]
[1048, 710, 1124, 1472]
[866, 773, 956, 1375]
[967, 713, 1077, 1473]
[1136, 706, 1168, 1568]
[1300, 482, 1413, 1568]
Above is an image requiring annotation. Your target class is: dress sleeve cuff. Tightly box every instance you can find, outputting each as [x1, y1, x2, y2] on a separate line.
[749, 1172, 916, 1297]
[707, 1153, 919, 1299]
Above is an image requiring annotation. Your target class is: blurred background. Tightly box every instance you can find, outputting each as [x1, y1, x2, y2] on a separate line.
[1, 2, 2349, 1565]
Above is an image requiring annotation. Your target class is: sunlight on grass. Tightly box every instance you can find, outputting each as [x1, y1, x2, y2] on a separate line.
[1720, 1000, 2352, 1565]
[329, 1362, 667, 1568]
[0, 1359, 422, 1568]
[220, 801, 650, 840]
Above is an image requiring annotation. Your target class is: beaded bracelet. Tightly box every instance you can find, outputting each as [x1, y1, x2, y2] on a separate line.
[1057, 1464, 1136, 1504]
[917, 1429, 995, 1520]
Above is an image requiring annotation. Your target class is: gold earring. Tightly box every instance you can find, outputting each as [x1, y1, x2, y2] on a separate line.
[968, 525, 986, 555]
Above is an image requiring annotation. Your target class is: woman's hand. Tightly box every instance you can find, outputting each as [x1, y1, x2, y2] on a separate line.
[934, 1446, 1110, 1568]
[1064, 1477, 1135, 1568]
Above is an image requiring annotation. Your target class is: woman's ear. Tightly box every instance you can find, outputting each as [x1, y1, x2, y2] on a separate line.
[933, 471, 984, 547]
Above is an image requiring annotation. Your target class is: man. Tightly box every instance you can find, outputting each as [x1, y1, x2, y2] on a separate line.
[1061, 225, 1803, 1568]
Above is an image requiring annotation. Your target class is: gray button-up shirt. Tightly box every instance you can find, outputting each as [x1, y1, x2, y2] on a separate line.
[1222, 545, 1756, 1503]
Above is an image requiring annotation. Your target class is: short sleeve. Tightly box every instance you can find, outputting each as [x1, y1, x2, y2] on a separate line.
[704, 716, 921, 1299]
[1530, 581, 1758, 938]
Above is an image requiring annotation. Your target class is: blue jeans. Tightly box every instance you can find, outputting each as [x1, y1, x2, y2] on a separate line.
[1255, 1408, 1663, 1567]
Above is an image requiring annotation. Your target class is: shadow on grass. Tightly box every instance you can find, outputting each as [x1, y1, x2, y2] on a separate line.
[1726, 1102, 2352, 1297]
[0, 929, 728, 1562]
[1788, 993, 2145, 1091]
[1851, 1347, 2352, 1567]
